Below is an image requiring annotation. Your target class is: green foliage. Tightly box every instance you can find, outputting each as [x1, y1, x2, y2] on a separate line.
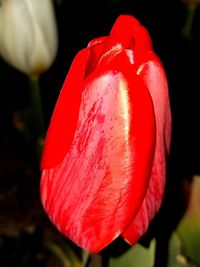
[167, 176, 200, 267]
[109, 239, 156, 267]
[178, 215, 200, 266]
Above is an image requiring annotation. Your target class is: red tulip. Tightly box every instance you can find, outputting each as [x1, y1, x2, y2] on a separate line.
[40, 14, 172, 253]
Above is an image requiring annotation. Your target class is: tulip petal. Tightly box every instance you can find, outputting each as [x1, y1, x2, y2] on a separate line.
[122, 52, 172, 244]
[110, 15, 152, 51]
[86, 37, 107, 76]
[41, 48, 90, 168]
[40, 49, 156, 252]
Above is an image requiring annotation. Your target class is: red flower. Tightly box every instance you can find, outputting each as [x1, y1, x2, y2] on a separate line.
[40, 14, 172, 253]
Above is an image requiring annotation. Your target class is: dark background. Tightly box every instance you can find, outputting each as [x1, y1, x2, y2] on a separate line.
[0, 0, 200, 266]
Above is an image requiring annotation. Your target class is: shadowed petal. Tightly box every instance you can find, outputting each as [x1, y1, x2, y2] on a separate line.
[122, 52, 172, 244]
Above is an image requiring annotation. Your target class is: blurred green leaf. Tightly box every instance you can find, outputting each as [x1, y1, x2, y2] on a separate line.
[177, 215, 200, 266]
[44, 241, 71, 267]
[167, 232, 185, 267]
[168, 176, 200, 267]
[82, 249, 90, 266]
[168, 230, 200, 267]
[44, 241, 82, 267]
[108, 238, 156, 267]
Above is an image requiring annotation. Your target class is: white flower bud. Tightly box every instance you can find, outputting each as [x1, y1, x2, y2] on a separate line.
[0, 0, 58, 76]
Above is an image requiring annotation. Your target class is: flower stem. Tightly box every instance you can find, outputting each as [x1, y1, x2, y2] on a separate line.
[90, 254, 103, 267]
[28, 75, 45, 161]
[181, 6, 196, 40]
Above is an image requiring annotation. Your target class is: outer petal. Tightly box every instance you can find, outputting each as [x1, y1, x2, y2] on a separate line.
[40, 50, 156, 253]
[122, 52, 172, 244]
[41, 48, 90, 168]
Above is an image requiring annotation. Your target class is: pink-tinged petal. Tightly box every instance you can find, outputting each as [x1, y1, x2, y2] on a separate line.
[41, 48, 90, 169]
[40, 50, 156, 253]
[122, 52, 172, 244]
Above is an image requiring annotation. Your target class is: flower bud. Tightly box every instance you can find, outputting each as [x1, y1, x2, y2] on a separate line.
[0, 0, 58, 76]
[40, 14, 172, 253]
